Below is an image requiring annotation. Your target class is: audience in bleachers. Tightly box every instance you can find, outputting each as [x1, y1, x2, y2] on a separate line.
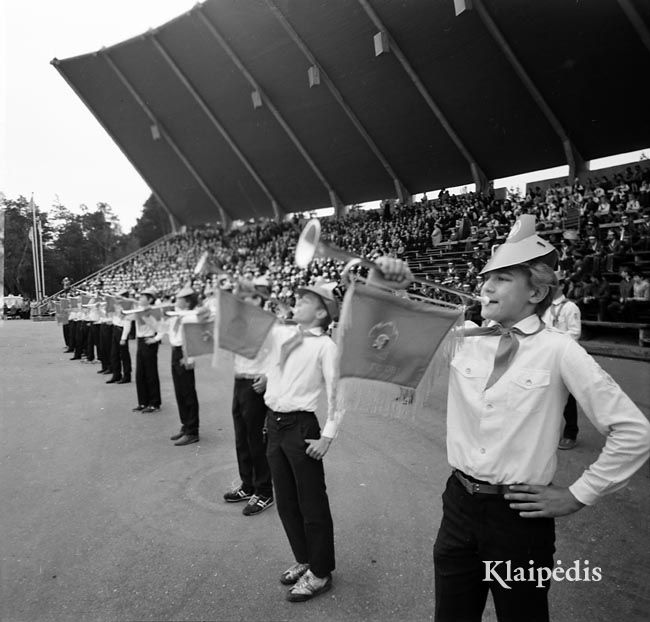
[75, 165, 650, 324]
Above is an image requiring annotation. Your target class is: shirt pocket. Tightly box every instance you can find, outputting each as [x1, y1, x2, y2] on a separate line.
[450, 357, 490, 384]
[507, 368, 551, 414]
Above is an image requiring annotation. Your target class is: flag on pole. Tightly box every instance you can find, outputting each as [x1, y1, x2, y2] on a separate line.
[336, 282, 463, 417]
[182, 320, 216, 358]
[214, 288, 277, 359]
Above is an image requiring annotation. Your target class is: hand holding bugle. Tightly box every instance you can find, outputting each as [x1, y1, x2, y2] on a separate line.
[295, 219, 488, 304]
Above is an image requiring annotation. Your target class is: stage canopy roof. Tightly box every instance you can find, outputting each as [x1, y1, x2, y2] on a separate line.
[53, 0, 650, 226]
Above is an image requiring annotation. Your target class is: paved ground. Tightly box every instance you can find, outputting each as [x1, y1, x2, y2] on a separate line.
[1, 320, 649, 622]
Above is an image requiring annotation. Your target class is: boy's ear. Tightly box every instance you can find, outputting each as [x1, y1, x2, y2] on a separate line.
[314, 307, 327, 320]
[529, 284, 550, 305]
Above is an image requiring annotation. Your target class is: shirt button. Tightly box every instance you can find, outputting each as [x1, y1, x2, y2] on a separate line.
[465, 368, 471, 374]
[480, 448, 486, 454]
[486, 403, 493, 409]
[276, 417, 281, 421]
[526, 379, 532, 386]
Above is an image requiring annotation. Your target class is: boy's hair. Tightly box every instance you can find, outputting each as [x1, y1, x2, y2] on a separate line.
[513, 260, 558, 317]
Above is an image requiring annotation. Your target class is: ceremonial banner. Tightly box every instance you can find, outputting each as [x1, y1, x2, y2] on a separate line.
[69, 296, 81, 310]
[60, 298, 70, 311]
[105, 295, 115, 314]
[81, 294, 91, 306]
[118, 298, 135, 311]
[214, 288, 277, 359]
[336, 282, 463, 417]
[182, 320, 215, 358]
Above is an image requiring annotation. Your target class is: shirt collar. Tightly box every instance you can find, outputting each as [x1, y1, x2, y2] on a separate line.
[488, 314, 542, 333]
[552, 294, 566, 305]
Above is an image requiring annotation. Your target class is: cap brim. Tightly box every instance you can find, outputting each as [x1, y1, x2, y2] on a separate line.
[480, 237, 557, 274]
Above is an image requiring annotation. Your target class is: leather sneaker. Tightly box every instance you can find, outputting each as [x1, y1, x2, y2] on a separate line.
[558, 438, 577, 450]
[280, 563, 310, 586]
[286, 570, 332, 602]
[223, 486, 253, 503]
[242, 495, 274, 516]
[174, 434, 199, 446]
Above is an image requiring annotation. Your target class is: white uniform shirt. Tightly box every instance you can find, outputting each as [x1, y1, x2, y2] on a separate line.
[263, 323, 340, 438]
[163, 311, 198, 347]
[234, 333, 272, 377]
[542, 294, 581, 340]
[134, 308, 157, 338]
[448, 314, 650, 505]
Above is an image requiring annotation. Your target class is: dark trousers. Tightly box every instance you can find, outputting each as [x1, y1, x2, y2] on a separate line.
[434, 473, 555, 622]
[99, 324, 113, 370]
[109, 325, 131, 380]
[266, 411, 335, 578]
[63, 323, 71, 348]
[74, 321, 87, 358]
[171, 346, 199, 435]
[232, 378, 272, 497]
[86, 323, 99, 361]
[562, 394, 578, 441]
[136, 338, 161, 407]
[68, 321, 77, 353]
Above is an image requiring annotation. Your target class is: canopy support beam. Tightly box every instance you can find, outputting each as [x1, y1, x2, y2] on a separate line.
[194, 5, 344, 211]
[357, 0, 488, 191]
[472, 0, 585, 179]
[51, 57, 180, 227]
[617, 0, 650, 56]
[265, 0, 411, 203]
[150, 32, 283, 219]
[101, 49, 232, 224]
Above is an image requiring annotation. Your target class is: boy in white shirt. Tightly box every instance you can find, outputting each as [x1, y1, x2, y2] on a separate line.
[222, 278, 275, 516]
[155, 285, 200, 445]
[375, 215, 650, 622]
[542, 277, 582, 450]
[258, 282, 340, 602]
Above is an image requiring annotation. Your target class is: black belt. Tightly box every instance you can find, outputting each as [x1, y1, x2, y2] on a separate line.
[453, 470, 511, 496]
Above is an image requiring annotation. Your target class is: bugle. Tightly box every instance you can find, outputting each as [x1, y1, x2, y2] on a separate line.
[295, 219, 487, 304]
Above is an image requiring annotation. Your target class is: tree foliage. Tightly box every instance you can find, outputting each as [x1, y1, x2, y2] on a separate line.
[1, 193, 165, 298]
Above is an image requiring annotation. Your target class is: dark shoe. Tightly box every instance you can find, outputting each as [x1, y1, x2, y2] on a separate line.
[280, 563, 310, 586]
[142, 406, 160, 413]
[558, 438, 577, 450]
[243, 495, 274, 516]
[174, 434, 199, 446]
[102, 370, 113, 375]
[170, 430, 185, 441]
[106, 377, 121, 384]
[70, 356, 81, 360]
[116, 377, 131, 384]
[97, 368, 108, 374]
[223, 486, 253, 503]
[132, 405, 146, 412]
[286, 571, 332, 602]
[64, 348, 74, 353]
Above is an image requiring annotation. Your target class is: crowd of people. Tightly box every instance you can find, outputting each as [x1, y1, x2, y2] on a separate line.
[51, 209, 650, 616]
[66, 165, 649, 326]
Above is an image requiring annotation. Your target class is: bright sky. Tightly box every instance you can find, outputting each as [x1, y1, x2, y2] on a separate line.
[1, 0, 196, 232]
[1, 2, 648, 231]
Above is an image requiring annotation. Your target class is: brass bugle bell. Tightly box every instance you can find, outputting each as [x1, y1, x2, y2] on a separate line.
[295, 219, 488, 304]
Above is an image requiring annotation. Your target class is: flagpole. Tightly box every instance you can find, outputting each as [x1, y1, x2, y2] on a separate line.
[30, 196, 42, 301]
[37, 220, 46, 299]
